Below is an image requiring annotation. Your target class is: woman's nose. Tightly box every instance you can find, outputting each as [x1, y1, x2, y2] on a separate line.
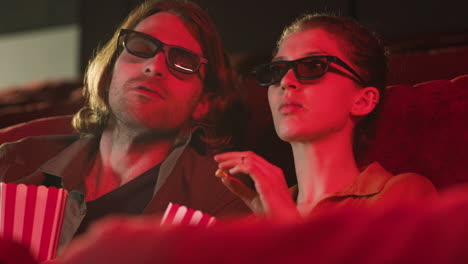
[280, 68, 298, 90]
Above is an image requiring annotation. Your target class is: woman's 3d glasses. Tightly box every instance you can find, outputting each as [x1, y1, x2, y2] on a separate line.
[253, 55, 364, 86]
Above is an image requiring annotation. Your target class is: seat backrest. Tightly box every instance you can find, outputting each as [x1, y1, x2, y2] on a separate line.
[0, 115, 75, 145]
[1, 75, 467, 190]
[364, 75, 468, 189]
[243, 74, 468, 190]
[0, 79, 83, 129]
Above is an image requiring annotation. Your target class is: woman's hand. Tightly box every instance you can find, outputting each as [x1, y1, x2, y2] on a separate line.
[214, 151, 300, 221]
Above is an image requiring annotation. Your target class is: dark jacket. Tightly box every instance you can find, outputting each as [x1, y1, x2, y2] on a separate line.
[0, 135, 250, 248]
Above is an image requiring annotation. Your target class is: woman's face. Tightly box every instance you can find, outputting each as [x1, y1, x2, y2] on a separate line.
[268, 28, 363, 143]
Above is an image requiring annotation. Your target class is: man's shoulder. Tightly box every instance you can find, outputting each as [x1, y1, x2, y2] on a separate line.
[0, 135, 81, 182]
[0, 135, 80, 156]
[178, 147, 218, 170]
[173, 146, 226, 191]
[173, 147, 251, 216]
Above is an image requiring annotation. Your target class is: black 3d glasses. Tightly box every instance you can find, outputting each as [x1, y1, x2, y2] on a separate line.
[253, 55, 364, 86]
[118, 29, 208, 74]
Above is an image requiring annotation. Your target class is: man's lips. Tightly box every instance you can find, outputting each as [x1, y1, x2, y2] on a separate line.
[131, 83, 165, 99]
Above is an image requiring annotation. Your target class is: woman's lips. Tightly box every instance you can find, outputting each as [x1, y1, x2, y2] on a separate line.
[279, 103, 303, 114]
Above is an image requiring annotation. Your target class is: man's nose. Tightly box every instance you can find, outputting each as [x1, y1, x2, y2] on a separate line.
[142, 51, 167, 77]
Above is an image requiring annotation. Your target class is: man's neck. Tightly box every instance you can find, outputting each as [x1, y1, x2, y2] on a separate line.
[84, 124, 180, 200]
[101, 125, 177, 182]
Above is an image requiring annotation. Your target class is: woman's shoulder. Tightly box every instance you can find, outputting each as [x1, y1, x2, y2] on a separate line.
[378, 171, 438, 203]
[384, 172, 436, 192]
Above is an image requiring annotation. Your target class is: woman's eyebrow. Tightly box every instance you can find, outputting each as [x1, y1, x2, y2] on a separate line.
[272, 51, 329, 62]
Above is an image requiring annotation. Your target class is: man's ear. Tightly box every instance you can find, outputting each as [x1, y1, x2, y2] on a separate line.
[351, 87, 380, 117]
[192, 93, 212, 120]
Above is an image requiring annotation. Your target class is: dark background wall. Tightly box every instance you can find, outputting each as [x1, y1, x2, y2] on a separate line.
[0, 0, 78, 34]
[1, 0, 468, 74]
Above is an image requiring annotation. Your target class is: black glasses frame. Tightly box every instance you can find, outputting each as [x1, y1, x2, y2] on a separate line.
[253, 55, 365, 86]
[118, 29, 208, 74]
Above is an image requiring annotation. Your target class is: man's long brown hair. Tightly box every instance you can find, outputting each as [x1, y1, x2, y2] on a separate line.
[73, 0, 239, 153]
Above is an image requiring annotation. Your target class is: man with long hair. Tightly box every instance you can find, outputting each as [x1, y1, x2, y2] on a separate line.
[0, 0, 250, 248]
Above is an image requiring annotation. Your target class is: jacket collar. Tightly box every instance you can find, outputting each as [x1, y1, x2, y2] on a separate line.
[37, 133, 192, 194]
[38, 137, 99, 192]
[290, 162, 393, 200]
[333, 162, 393, 196]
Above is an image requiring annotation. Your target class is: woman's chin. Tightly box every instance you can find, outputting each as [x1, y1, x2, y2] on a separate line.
[277, 128, 330, 143]
[277, 129, 304, 142]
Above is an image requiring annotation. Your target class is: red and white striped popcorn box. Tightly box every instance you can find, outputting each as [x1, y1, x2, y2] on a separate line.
[160, 202, 216, 227]
[0, 182, 68, 262]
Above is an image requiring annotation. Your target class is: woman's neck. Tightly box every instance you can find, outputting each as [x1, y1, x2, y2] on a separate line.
[291, 131, 360, 214]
